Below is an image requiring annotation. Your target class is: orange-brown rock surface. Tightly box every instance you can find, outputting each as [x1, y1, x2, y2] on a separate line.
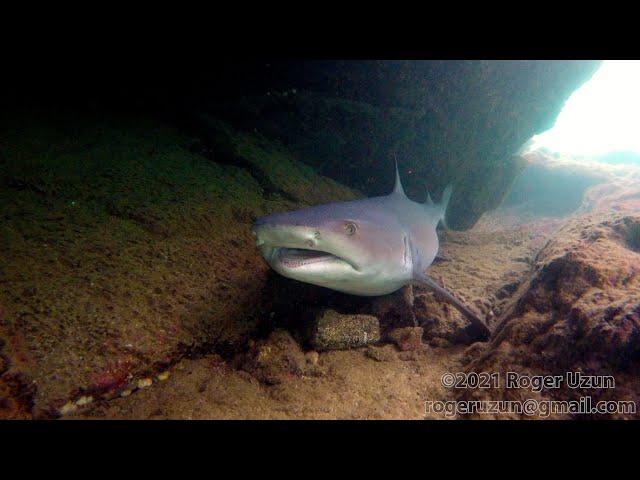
[459, 213, 640, 419]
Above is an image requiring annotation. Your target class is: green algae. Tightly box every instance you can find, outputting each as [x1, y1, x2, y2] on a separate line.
[0, 112, 358, 415]
[233, 130, 358, 206]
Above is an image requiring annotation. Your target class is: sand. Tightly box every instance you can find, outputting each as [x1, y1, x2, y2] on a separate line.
[71, 211, 546, 420]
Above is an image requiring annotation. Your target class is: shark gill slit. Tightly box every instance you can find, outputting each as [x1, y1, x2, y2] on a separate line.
[403, 235, 409, 267]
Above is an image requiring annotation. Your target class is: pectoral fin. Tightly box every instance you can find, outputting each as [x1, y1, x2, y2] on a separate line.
[414, 272, 491, 339]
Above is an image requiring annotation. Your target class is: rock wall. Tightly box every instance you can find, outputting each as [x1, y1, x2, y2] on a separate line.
[207, 60, 601, 228]
[0, 112, 358, 417]
[459, 213, 640, 419]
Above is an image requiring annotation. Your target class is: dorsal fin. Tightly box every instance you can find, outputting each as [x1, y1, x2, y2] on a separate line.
[424, 186, 434, 205]
[392, 156, 406, 197]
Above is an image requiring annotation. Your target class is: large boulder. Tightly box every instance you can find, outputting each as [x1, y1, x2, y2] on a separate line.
[208, 60, 601, 228]
[0, 113, 358, 416]
[459, 214, 640, 419]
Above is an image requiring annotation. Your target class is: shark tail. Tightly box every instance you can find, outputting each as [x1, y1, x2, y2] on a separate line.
[438, 184, 452, 230]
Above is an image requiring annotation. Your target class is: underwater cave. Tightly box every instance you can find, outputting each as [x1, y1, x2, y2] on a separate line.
[1, 59, 639, 421]
[503, 60, 640, 221]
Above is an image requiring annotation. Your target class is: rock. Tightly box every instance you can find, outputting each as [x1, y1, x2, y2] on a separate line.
[239, 330, 310, 385]
[219, 61, 600, 229]
[495, 281, 520, 299]
[305, 351, 319, 366]
[501, 152, 608, 219]
[309, 309, 380, 351]
[0, 114, 360, 416]
[137, 378, 153, 389]
[364, 345, 398, 362]
[157, 371, 170, 381]
[428, 337, 453, 348]
[460, 214, 640, 418]
[76, 395, 93, 406]
[59, 402, 77, 415]
[398, 351, 421, 362]
[370, 285, 416, 332]
[386, 327, 424, 351]
[415, 294, 474, 344]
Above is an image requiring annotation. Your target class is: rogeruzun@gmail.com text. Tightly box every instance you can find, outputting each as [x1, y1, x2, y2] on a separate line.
[430, 371, 633, 418]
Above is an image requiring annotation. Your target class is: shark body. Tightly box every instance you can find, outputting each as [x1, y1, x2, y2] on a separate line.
[252, 164, 490, 337]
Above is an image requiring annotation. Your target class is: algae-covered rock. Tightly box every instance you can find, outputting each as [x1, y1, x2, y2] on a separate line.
[238, 330, 323, 385]
[0, 112, 357, 416]
[364, 344, 398, 362]
[213, 60, 601, 229]
[386, 327, 424, 352]
[415, 293, 480, 346]
[459, 214, 640, 419]
[309, 309, 380, 351]
[370, 285, 416, 332]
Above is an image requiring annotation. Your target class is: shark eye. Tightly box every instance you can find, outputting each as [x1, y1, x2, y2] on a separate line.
[344, 222, 358, 236]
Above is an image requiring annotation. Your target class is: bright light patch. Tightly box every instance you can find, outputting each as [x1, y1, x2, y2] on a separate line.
[532, 61, 640, 156]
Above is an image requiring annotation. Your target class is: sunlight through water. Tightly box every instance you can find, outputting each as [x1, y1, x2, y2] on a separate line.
[532, 61, 640, 156]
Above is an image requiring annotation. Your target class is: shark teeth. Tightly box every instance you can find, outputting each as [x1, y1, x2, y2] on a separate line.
[277, 248, 337, 268]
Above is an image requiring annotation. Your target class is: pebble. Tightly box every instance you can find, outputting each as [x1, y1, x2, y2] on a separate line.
[305, 351, 319, 366]
[157, 371, 170, 381]
[76, 395, 93, 406]
[120, 389, 132, 397]
[137, 378, 153, 389]
[59, 402, 77, 415]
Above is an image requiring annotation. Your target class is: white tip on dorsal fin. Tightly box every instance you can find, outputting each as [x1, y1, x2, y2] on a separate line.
[425, 186, 434, 205]
[392, 155, 406, 197]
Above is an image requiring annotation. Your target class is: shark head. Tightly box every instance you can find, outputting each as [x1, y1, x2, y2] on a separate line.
[252, 198, 412, 296]
[251, 162, 433, 296]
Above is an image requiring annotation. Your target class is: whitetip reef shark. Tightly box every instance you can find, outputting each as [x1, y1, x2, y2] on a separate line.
[252, 163, 491, 338]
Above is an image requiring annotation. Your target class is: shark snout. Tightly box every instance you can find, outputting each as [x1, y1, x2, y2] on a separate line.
[252, 219, 316, 250]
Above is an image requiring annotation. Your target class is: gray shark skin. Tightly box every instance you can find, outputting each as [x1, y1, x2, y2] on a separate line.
[252, 164, 491, 338]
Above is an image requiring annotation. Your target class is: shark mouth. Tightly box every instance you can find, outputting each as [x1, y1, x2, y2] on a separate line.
[276, 247, 343, 269]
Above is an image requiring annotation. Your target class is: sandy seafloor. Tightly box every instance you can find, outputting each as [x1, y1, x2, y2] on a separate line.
[71, 211, 556, 420]
[2, 112, 638, 420]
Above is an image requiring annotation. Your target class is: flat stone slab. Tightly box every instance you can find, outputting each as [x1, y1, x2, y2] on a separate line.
[309, 309, 380, 351]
